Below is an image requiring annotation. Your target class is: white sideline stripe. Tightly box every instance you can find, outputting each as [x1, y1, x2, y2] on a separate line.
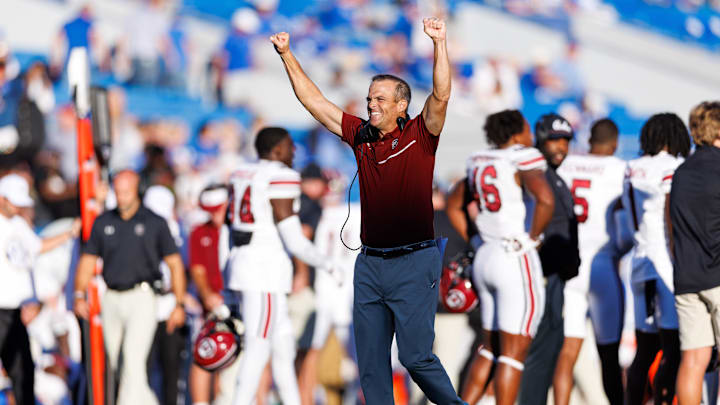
[377, 140, 416, 165]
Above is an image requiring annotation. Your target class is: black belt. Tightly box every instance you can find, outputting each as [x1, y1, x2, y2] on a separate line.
[362, 240, 436, 259]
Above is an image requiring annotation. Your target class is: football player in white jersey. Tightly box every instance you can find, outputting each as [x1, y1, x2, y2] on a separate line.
[227, 127, 338, 405]
[554, 119, 627, 405]
[298, 191, 360, 405]
[622, 113, 690, 405]
[447, 110, 555, 405]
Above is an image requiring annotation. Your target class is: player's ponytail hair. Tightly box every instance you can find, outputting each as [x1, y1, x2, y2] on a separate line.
[639, 113, 690, 158]
[484, 109, 525, 147]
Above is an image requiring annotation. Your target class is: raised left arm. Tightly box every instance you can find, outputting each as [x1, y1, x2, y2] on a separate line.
[421, 17, 451, 136]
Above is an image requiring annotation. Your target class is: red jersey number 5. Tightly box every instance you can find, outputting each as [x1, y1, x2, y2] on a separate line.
[570, 179, 591, 223]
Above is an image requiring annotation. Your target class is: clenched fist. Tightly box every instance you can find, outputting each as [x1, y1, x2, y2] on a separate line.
[423, 17, 446, 42]
[270, 32, 290, 55]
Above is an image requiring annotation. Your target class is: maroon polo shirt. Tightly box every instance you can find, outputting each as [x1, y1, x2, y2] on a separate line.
[341, 112, 439, 248]
[189, 222, 224, 293]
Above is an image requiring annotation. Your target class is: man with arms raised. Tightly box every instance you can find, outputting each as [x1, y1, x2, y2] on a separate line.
[270, 17, 465, 404]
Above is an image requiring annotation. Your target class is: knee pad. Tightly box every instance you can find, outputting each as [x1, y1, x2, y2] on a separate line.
[478, 347, 495, 362]
[497, 355, 524, 371]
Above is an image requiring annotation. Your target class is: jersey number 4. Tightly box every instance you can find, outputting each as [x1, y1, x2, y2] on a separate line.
[472, 165, 502, 212]
[570, 179, 591, 223]
[229, 186, 255, 224]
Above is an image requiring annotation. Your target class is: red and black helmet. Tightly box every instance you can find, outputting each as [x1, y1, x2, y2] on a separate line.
[193, 317, 245, 371]
[439, 251, 478, 313]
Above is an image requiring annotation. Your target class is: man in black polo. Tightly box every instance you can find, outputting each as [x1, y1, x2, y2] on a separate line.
[672, 101, 720, 404]
[519, 113, 580, 405]
[74, 170, 186, 405]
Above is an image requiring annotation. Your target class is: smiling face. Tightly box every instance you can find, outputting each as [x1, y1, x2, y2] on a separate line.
[541, 138, 569, 167]
[366, 79, 407, 135]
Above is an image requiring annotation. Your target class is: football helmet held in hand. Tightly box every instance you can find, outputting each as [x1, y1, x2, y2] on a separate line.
[193, 316, 245, 371]
[439, 251, 479, 313]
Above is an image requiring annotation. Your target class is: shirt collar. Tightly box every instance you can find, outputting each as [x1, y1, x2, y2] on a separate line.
[379, 124, 403, 141]
[112, 205, 147, 222]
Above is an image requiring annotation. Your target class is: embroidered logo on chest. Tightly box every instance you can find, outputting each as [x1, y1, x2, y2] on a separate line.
[135, 223, 145, 236]
[392, 138, 399, 150]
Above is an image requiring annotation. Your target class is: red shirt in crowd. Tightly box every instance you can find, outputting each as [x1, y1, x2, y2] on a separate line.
[189, 222, 224, 293]
[341, 113, 439, 248]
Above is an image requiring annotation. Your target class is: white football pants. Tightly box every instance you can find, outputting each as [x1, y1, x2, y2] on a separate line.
[231, 291, 299, 405]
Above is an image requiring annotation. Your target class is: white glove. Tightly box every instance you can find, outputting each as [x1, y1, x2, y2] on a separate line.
[320, 260, 345, 286]
[212, 304, 231, 320]
[502, 235, 540, 254]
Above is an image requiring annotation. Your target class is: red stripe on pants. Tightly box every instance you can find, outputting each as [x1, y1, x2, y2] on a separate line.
[523, 254, 536, 335]
[262, 293, 272, 338]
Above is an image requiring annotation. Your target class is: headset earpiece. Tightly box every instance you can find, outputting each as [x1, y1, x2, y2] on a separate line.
[397, 115, 409, 132]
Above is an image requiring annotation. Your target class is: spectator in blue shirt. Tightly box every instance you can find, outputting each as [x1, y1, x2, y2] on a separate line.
[50, 6, 101, 77]
[216, 8, 261, 107]
[163, 18, 188, 88]
[0, 40, 43, 170]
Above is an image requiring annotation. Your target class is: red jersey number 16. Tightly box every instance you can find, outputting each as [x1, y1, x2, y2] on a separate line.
[472, 165, 502, 213]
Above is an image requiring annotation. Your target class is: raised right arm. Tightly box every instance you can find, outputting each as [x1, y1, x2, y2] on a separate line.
[270, 32, 344, 136]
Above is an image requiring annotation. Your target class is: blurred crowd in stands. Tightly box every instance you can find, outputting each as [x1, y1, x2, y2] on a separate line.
[0, 0, 718, 404]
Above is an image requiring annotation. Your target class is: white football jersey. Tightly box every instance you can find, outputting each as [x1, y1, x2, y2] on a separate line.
[466, 145, 547, 242]
[623, 151, 683, 282]
[557, 154, 626, 255]
[0, 214, 41, 309]
[623, 152, 683, 284]
[314, 204, 361, 293]
[227, 159, 301, 293]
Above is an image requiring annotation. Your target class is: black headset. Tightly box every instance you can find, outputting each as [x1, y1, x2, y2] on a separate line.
[354, 115, 409, 146]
